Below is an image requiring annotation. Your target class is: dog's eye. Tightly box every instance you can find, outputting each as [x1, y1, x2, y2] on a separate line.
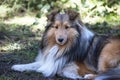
[54, 26, 58, 29]
[65, 26, 70, 29]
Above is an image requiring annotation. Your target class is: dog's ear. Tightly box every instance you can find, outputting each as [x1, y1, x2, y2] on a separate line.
[65, 10, 79, 20]
[47, 9, 60, 22]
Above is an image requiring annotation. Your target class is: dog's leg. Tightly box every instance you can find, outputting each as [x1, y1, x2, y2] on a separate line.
[11, 61, 42, 72]
[12, 50, 44, 72]
[58, 62, 82, 79]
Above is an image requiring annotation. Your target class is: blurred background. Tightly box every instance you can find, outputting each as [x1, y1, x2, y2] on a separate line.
[0, 0, 120, 80]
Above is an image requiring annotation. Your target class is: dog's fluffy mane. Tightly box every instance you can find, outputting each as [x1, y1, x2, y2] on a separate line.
[39, 10, 109, 69]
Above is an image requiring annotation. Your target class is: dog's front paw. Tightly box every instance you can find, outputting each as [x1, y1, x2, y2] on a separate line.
[11, 65, 25, 72]
[36, 68, 43, 73]
[84, 74, 97, 79]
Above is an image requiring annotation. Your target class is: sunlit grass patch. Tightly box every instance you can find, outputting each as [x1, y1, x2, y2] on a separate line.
[3, 15, 47, 33]
[4, 16, 36, 26]
[0, 6, 12, 19]
[0, 42, 23, 52]
[0, 22, 42, 58]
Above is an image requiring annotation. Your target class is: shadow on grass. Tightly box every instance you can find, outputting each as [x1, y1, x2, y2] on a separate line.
[0, 22, 120, 80]
[0, 23, 43, 80]
[0, 22, 41, 62]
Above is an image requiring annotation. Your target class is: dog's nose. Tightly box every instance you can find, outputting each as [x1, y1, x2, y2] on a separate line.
[58, 38, 64, 43]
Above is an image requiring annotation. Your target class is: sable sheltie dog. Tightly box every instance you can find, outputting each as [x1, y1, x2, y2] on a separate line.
[12, 10, 120, 80]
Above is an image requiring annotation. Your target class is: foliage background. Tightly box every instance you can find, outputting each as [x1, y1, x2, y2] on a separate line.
[0, 0, 120, 80]
[0, 0, 120, 23]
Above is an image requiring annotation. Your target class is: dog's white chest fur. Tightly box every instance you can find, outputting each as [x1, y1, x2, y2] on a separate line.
[36, 45, 67, 77]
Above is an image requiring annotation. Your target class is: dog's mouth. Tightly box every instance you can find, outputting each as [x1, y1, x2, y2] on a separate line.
[57, 42, 65, 45]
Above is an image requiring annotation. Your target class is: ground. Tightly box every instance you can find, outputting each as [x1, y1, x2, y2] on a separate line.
[0, 18, 120, 80]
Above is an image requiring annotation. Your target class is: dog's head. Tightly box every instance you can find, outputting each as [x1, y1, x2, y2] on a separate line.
[44, 9, 81, 46]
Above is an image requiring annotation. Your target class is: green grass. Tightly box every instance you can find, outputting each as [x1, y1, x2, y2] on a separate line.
[0, 22, 41, 61]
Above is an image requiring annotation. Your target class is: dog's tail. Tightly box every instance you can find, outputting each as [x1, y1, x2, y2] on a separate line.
[94, 68, 120, 80]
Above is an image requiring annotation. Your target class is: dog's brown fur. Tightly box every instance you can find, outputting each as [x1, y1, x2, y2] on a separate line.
[98, 38, 120, 73]
[76, 62, 94, 76]
[45, 10, 120, 79]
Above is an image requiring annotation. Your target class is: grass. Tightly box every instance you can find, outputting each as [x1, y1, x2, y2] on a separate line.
[0, 13, 120, 80]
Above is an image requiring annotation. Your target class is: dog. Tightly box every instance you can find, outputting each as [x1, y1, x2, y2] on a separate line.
[11, 10, 120, 80]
